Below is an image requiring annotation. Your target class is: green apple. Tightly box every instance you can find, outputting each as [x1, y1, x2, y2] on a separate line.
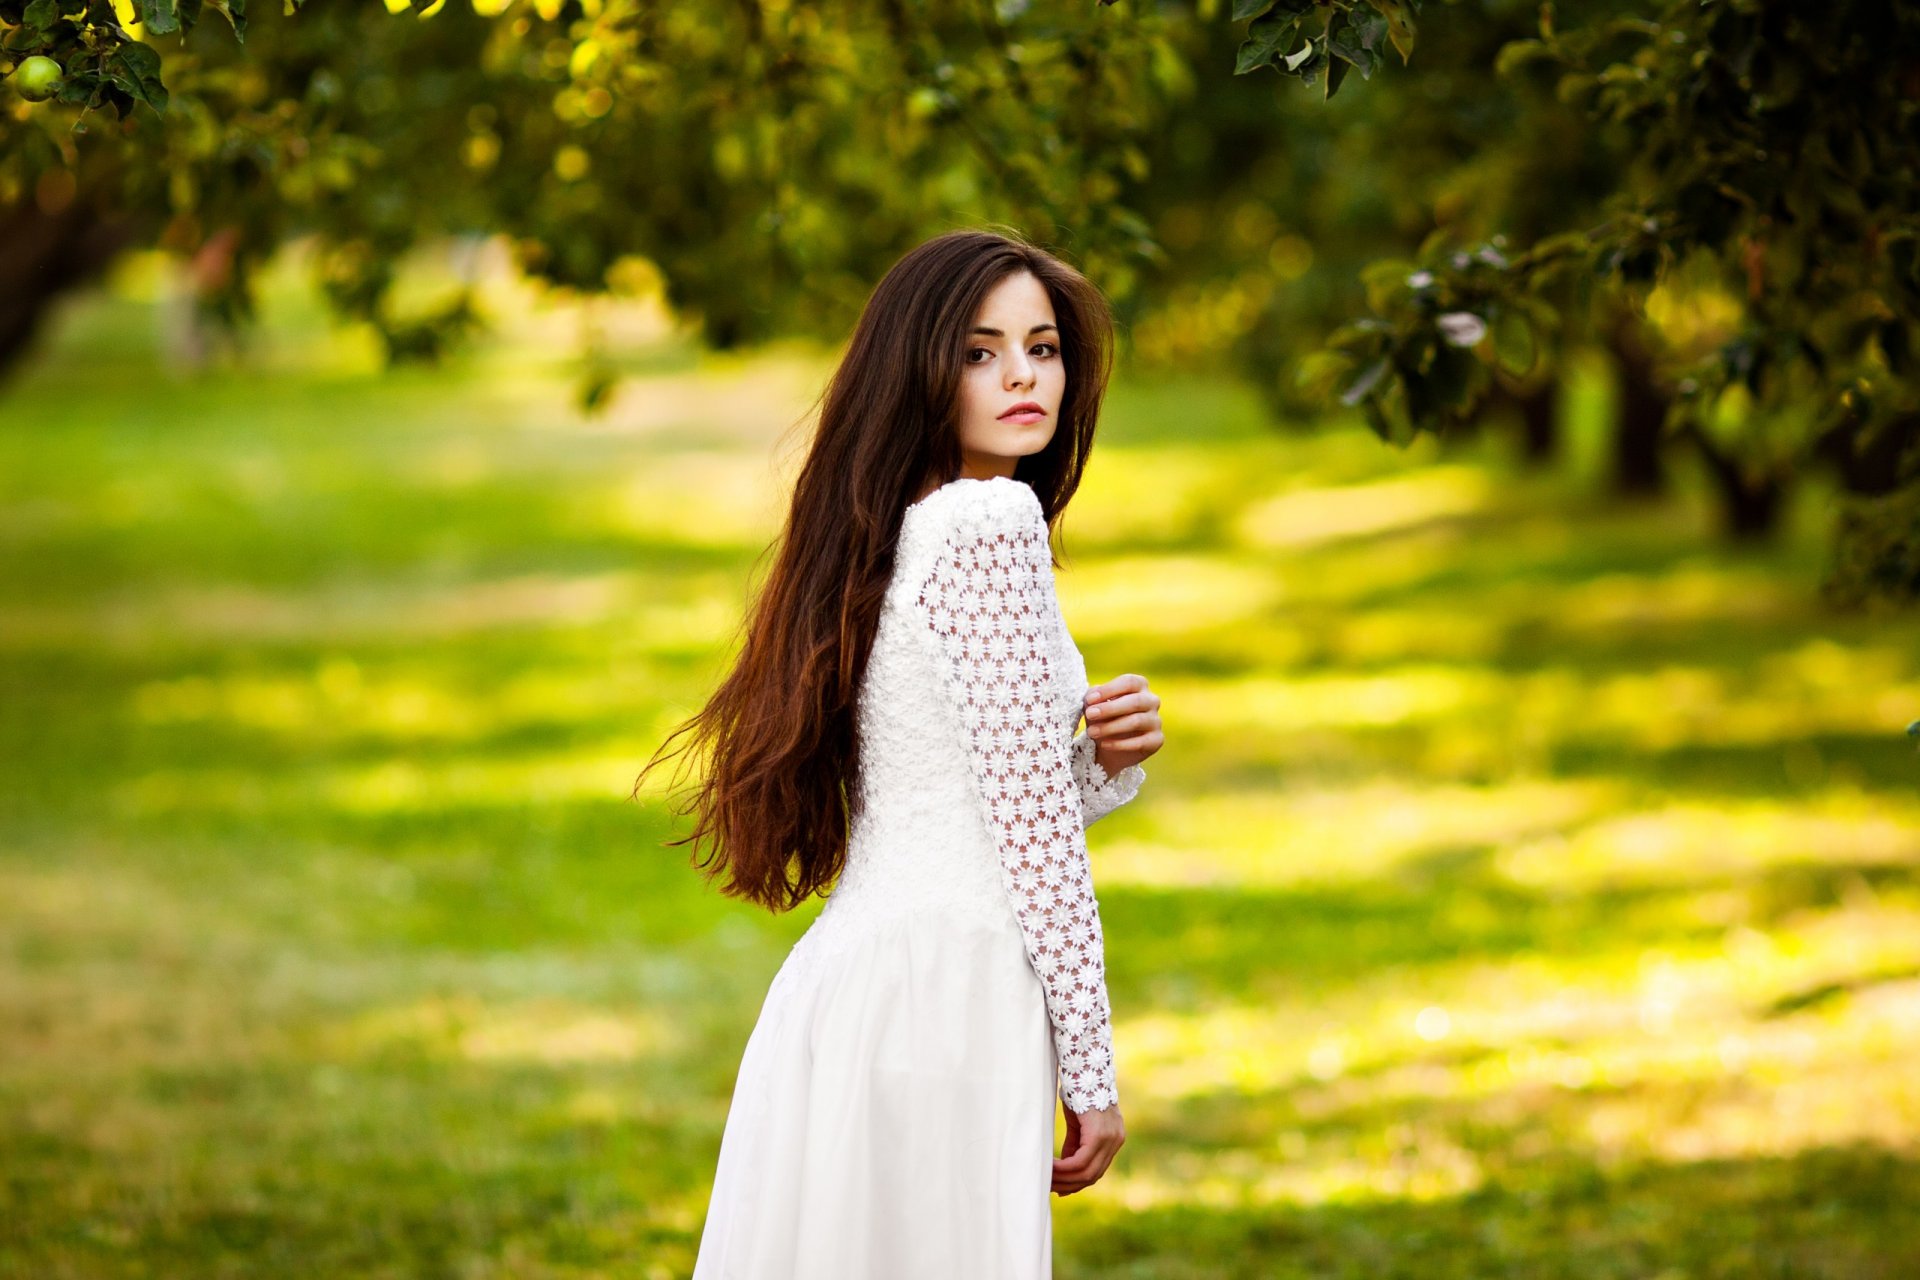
[11, 55, 63, 102]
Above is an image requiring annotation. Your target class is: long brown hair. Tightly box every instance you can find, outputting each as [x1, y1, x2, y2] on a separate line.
[631, 227, 1116, 913]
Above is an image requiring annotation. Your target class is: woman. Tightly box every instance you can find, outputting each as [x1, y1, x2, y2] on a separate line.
[639, 228, 1166, 1278]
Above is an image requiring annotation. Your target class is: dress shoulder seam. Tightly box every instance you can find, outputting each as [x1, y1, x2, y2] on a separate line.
[905, 475, 1042, 541]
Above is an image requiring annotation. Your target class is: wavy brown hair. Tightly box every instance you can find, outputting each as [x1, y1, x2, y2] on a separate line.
[631, 227, 1116, 912]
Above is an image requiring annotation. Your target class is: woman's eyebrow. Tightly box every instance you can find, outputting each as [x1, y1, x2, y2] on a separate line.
[969, 323, 1059, 337]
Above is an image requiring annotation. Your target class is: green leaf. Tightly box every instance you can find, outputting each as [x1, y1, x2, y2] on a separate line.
[1373, 0, 1418, 65]
[103, 82, 138, 121]
[1324, 50, 1349, 99]
[135, 0, 180, 36]
[23, 0, 60, 31]
[1230, 0, 1277, 20]
[1328, 9, 1386, 79]
[1493, 309, 1536, 376]
[1235, 10, 1303, 75]
[108, 39, 167, 113]
[1366, 384, 1420, 446]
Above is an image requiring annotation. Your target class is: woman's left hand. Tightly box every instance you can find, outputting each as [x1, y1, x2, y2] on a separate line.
[1082, 673, 1163, 775]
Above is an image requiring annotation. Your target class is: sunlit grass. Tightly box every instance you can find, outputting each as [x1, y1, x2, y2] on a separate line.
[2, 255, 1917, 1277]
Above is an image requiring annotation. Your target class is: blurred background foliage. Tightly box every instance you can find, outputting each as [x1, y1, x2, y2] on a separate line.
[3, 0, 1917, 603]
[4, 0, 1920, 1276]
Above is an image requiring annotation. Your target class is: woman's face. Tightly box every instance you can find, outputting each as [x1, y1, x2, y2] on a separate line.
[954, 270, 1065, 477]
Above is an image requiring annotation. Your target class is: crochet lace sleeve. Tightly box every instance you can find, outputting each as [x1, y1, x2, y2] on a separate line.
[912, 482, 1121, 1115]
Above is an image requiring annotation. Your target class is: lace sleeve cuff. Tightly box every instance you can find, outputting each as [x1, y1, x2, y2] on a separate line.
[1070, 729, 1146, 827]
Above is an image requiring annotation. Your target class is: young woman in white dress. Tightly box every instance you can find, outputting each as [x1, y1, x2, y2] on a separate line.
[638, 228, 1167, 1279]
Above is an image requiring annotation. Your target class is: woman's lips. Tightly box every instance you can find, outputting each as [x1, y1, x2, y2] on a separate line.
[1000, 410, 1046, 424]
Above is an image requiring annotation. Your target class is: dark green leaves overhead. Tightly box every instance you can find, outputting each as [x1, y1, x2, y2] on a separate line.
[1257, 0, 1920, 602]
[1326, 8, 1388, 81]
[105, 38, 167, 116]
[1235, 8, 1306, 76]
[1232, 0, 1416, 99]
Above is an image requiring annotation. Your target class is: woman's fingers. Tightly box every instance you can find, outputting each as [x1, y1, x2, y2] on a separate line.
[1084, 674, 1151, 716]
[1052, 1107, 1126, 1195]
[1088, 710, 1152, 739]
[1054, 1139, 1100, 1173]
[1086, 682, 1161, 747]
[1098, 727, 1165, 751]
[1086, 687, 1159, 721]
[1090, 716, 1166, 754]
[1052, 1139, 1120, 1194]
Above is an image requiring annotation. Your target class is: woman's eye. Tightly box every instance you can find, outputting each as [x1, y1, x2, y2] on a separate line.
[968, 343, 1058, 363]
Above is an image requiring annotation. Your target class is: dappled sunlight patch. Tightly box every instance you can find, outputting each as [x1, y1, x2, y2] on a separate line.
[134, 661, 487, 738]
[1580, 1016, 1920, 1163]
[1122, 1003, 1321, 1102]
[1164, 654, 1918, 784]
[1113, 904, 1920, 1190]
[606, 451, 790, 548]
[315, 993, 681, 1065]
[1496, 798, 1920, 889]
[114, 746, 650, 819]
[1052, 446, 1258, 546]
[13, 571, 646, 649]
[129, 657, 693, 748]
[1563, 656, 1920, 753]
[316, 749, 654, 813]
[1556, 562, 1806, 629]
[1232, 464, 1498, 552]
[1097, 779, 1616, 889]
[1318, 599, 1513, 664]
[1107, 1134, 1487, 1211]
[1277, 531, 1480, 612]
[1055, 554, 1284, 639]
[1174, 667, 1509, 733]
[553, 347, 827, 447]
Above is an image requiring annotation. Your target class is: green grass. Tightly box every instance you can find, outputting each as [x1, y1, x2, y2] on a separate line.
[3, 253, 1918, 1279]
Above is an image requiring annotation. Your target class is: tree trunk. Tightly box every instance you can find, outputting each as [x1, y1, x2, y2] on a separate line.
[1816, 414, 1918, 497]
[1680, 421, 1789, 541]
[1513, 374, 1559, 466]
[0, 196, 144, 386]
[1606, 316, 1670, 498]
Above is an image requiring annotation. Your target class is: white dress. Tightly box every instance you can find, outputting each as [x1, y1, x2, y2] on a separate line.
[690, 474, 1148, 1279]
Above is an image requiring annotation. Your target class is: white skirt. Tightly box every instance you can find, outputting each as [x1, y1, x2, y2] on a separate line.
[691, 909, 1058, 1279]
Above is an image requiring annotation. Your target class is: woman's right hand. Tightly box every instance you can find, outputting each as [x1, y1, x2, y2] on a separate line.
[1052, 1101, 1125, 1195]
